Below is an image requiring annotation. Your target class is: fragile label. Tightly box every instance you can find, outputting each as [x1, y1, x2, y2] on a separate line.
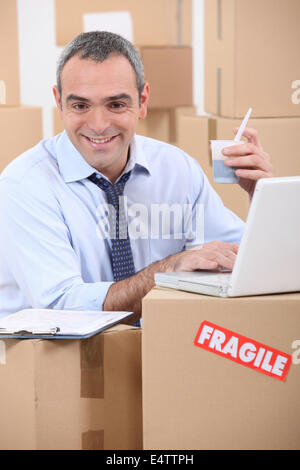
[194, 321, 292, 381]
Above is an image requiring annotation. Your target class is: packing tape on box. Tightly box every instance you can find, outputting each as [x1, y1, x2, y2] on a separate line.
[176, 0, 182, 45]
[217, 0, 222, 39]
[0, 341, 6, 365]
[217, 67, 222, 116]
[0, 81, 6, 105]
[177, 0, 191, 46]
[80, 335, 104, 399]
[208, 118, 217, 165]
[81, 430, 104, 450]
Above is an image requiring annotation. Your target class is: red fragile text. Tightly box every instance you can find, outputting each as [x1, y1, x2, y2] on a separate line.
[194, 321, 292, 381]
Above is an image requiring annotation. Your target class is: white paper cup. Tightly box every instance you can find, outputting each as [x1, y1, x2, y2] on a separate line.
[210, 140, 246, 184]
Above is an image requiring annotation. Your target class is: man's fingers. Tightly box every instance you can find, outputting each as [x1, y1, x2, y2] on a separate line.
[231, 243, 239, 254]
[193, 245, 237, 270]
[174, 241, 239, 272]
[197, 259, 219, 270]
[233, 126, 263, 150]
[223, 142, 257, 157]
[225, 154, 272, 172]
[235, 169, 271, 180]
[212, 251, 236, 270]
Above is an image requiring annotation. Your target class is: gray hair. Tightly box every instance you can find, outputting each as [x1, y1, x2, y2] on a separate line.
[56, 31, 145, 100]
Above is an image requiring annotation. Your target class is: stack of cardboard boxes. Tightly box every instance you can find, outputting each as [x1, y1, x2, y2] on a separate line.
[179, 0, 300, 221]
[2, 0, 300, 451]
[53, 0, 195, 143]
[0, 1, 42, 173]
[142, 289, 300, 449]
[142, 0, 300, 450]
[0, 324, 142, 450]
[0, 1, 144, 451]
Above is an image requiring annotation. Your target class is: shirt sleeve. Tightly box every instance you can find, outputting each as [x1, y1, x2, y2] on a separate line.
[184, 156, 245, 247]
[0, 177, 113, 311]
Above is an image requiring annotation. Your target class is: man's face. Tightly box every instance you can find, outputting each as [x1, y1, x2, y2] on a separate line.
[53, 54, 149, 182]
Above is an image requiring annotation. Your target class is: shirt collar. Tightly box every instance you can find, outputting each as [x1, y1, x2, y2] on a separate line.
[122, 133, 151, 177]
[56, 131, 151, 184]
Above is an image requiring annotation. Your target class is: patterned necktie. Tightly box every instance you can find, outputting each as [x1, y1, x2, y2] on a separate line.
[88, 171, 135, 281]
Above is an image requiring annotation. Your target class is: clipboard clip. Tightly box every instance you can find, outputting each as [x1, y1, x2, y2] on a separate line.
[0, 327, 60, 336]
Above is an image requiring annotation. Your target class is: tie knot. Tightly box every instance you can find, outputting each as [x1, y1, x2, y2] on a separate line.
[88, 171, 131, 195]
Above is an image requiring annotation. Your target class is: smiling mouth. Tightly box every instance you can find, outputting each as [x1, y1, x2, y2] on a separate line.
[83, 135, 118, 145]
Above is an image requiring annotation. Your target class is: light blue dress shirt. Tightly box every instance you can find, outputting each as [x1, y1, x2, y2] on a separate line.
[0, 132, 244, 318]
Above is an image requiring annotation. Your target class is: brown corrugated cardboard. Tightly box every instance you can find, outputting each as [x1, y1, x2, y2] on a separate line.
[204, 0, 300, 118]
[55, 0, 192, 47]
[0, 324, 142, 450]
[142, 288, 300, 449]
[177, 114, 211, 174]
[137, 106, 195, 143]
[137, 109, 170, 143]
[178, 114, 300, 220]
[0, 107, 43, 173]
[0, 1, 20, 105]
[169, 106, 196, 143]
[53, 107, 64, 135]
[140, 46, 193, 109]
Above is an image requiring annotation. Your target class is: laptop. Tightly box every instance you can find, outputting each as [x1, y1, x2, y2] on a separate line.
[155, 177, 300, 297]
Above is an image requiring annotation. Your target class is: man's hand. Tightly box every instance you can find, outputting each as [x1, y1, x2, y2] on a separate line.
[173, 241, 239, 272]
[103, 241, 239, 316]
[223, 127, 273, 200]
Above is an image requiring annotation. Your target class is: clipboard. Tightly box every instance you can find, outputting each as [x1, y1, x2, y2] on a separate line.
[0, 309, 136, 340]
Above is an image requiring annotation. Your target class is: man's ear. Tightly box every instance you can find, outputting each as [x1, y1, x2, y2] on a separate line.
[139, 82, 150, 120]
[53, 85, 63, 116]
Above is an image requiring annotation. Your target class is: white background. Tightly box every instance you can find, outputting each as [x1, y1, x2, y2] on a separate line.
[17, 0, 205, 139]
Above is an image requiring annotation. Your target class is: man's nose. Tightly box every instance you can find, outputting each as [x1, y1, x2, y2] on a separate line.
[87, 107, 111, 135]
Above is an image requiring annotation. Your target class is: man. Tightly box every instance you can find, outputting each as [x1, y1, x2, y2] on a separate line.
[0, 32, 272, 319]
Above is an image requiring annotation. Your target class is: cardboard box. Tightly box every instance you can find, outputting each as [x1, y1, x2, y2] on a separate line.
[177, 114, 211, 174]
[0, 107, 43, 173]
[53, 107, 64, 136]
[137, 109, 170, 143]
[55, 0, 192, 47]
[137, 106, 195, 144]
[178, 114, 300, 221]
[142, 288, 300, 449]
[204, 0, 300, 118]
[0, 1, 20, 105]
[0, 324, 142, 450]
[140, 46, 193, 109]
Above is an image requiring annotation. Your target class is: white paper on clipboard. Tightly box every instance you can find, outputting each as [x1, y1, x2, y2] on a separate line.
[0, 309, 133, 338]
[83, 11, 134, 43]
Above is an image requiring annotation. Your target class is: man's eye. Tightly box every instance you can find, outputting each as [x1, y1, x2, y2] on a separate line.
[109, 102, 126, 110]
[73, 103, 88, 111]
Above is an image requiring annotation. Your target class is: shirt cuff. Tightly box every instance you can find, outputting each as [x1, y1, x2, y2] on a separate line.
[52, 281, 115, 312]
